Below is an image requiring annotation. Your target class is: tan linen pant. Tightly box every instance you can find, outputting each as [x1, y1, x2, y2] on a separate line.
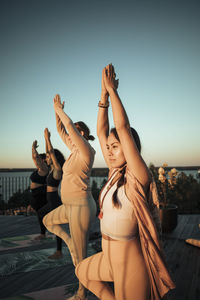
[76, 237, 150, 300]
[43, 198, 96, 265]
[43, 198, 96, 299]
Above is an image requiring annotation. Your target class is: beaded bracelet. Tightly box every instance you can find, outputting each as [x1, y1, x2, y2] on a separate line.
[98, 101, 109, 108]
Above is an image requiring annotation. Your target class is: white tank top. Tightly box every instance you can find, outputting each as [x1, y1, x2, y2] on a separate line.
[100, 170, 138, 241]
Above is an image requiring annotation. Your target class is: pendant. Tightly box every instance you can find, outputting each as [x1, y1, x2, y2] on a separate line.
[98, 211, 103, 219]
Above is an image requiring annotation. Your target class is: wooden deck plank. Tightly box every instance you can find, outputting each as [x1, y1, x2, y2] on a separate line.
[0, 266, 76, 296]
[0, 215, 200, 300]
[162, 214, 200, 300]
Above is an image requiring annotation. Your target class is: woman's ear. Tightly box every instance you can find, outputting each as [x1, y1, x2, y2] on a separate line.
[80, 130, 84, 136]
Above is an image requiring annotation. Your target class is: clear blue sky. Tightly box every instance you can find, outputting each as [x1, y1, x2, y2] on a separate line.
[0, 0, 199, 168]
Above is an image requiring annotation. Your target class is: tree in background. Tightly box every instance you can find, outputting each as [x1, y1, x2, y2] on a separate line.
[8, 188, 32, 210]
[173, 173, 200, 213]
[149, 164, 200, 214]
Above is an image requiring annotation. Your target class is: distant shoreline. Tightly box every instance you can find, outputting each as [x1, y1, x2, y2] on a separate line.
[0, 166, 200, 173]
[0, 168, 35, 172]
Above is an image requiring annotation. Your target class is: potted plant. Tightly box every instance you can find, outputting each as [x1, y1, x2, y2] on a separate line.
[157, 163, 178, 232]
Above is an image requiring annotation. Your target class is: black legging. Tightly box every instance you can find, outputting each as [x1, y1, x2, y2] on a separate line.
[38, 191, 62, 251]
[30, 186, 47, 235]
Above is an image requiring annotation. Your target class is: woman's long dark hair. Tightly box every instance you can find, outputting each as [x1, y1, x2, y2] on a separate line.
[54, 149, 65, 168]
[110, 127, 141, 153]
[74, 121, 95, 141]
[39, 153, 46, 160]
[110, 127, 141, 208]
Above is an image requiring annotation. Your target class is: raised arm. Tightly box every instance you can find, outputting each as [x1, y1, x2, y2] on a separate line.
[54, 94, 91, 159]
[44, 128, 62, 179]
[32, 140, 48, 175]
[54, 95, 73, 151]
[103, 64, 151, 190]
[97, 69, 110, 167]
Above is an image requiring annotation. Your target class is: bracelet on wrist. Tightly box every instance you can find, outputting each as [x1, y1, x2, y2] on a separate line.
[98, 101, 109, 108]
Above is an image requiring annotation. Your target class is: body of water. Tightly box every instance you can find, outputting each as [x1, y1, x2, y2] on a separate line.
[0, 168, 199, 203]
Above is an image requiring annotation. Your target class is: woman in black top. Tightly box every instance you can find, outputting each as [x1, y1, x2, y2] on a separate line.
[30, 141, 49, 240]
[38, 128, 65, 259]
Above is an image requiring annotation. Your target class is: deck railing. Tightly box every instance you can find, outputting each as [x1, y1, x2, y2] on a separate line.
[0, 169, 109, 202]
[0, 176, 31, 202]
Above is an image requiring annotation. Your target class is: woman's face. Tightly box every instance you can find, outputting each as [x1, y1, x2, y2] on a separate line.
[42, 158, 48, 167]
[45, 153, 52, 166]
[106, 132, 126, 168]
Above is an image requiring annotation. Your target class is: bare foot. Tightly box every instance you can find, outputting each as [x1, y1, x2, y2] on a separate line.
[186, 238, 200, 248]
[66, 295, 88, 300]
[34, 234, 46, 241]
[48, 250, 63, 259]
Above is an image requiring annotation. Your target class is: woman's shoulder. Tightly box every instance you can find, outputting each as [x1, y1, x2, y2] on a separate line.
[125, 166, 152, 184]
[85, 140, 96, 156]
[125, 167, 153, 198]
[125, 167, 160, 208]
[88, 143, 96, 155]
[77, 141, 96, 161]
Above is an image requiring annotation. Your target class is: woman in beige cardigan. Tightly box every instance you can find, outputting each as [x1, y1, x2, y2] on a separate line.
[75, 64, 175, 300]
[43, 95, 96, 300]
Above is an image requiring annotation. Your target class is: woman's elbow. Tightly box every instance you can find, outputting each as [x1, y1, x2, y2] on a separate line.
[115, 123, 130, 132]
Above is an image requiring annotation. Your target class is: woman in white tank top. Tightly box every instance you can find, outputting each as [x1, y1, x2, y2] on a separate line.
[75, 64, 175, 300]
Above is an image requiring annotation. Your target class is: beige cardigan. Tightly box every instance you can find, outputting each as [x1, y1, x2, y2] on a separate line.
[125, 168, 176, 299]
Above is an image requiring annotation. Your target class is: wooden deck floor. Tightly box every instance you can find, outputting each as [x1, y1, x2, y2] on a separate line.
[0, 214, 200, 300]
[162, 214, 200, 300]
